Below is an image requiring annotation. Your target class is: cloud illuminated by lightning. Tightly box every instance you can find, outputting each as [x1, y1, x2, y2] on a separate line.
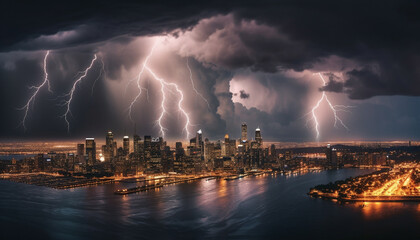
[127, 40, 192, 139]
[18, 50, 51, 131]
[91, 57, 105, 96]
[186, 58, 210, 109]
[308, 72, 352, 139]
[127, 41, 159, 122]
[61, 54, 98, 132]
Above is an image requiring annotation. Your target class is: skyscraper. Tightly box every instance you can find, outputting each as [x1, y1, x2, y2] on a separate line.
[76, 143, 84, 163]
[123, 136, 130, 155]
[255, 127, 262, 145]
[144, 135, 152, 159]
[196, 129, 203, 149]
[85, 138, 96, 165]
[241, 123, 248, 142]
[106, 131, 114, 148]
[105, 131, 114, 161]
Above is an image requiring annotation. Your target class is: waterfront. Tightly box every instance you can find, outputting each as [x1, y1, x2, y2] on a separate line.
[1, 169, 419, 240]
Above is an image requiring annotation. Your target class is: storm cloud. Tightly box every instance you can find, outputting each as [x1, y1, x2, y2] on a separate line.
[2, 1, 420, 140]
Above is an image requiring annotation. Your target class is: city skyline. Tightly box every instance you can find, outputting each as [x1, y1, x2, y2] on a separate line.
[1, 2, 420, 239]
[2, 1, 420, 141]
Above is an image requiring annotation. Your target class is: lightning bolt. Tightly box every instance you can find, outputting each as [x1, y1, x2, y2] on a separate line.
[127, 40, 192, 139]
[186, 58, 210, 109]
[309, 72, 352, 139]
[145, 66, 191, 139]
[61, 54, 98, 132]
[18, 50, 51, 131]
[127, 41, 158, 122]
[91, 57, 105, 96]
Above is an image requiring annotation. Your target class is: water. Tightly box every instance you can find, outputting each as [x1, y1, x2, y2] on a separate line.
[0, 169, 419, 239]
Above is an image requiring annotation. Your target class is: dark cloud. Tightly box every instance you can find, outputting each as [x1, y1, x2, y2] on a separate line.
[320, 73, 344, 93]
[239, 90, 250, 99]
[3, 1, 420, 99]
[2, 1, 420, 140]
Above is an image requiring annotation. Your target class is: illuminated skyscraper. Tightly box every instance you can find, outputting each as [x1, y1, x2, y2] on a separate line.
[105, 131, 114, 161]
[196, 129, 203, 149]
[106, 131, 113, 148]
[85, 138, 96, 165]
[255, 127, 262, 145]
[241, 123, 247, 142]
[123, 136, 130, 155]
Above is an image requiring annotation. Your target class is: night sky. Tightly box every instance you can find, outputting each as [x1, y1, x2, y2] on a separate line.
[1, 0, 420, 141]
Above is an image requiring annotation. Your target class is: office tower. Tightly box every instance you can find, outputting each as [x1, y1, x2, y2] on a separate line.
[326, 144, 338, 168]
[76, 143, 84, 163]
[255, 127, 262, 145]
[196, 129, 203, 148]
[175, 142, 183, 153]
[105, 131, 114, 161]
[85, 138, 96, 165]
[67, 153, 75, 170]
[241, 123, 248, 142]
[144, 135, 152, 159]
[189, 137, 196, 147]
[123, 136, 130, 155]
[174, 142, 184, 173]
[148, 138, 162, 173]
[326, 144, 332, 166]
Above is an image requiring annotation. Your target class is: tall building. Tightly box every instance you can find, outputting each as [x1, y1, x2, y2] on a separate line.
[326, 144, 337, 168]
[85, 138, 96, 165]
[123, 136, 130, 155]
[196, 129, 203, 147]
[144, 135, 152, 159]
[174, 142, 184, 173]
[255, 127, 262, 145]
[76, 143, 84, 163]
[241, 123, 248, 142]
[222, 134, 235, 157]
[147, 138, 162, 173]
[105, 131, 114, 161]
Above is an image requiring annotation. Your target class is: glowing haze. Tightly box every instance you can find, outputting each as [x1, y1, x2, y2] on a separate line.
[2, 1, 420, 141]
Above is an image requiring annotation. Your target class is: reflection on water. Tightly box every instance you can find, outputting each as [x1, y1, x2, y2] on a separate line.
[0, 169, 419, 240]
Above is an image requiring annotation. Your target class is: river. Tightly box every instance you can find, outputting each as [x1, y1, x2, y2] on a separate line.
[0, 169, 419, 239]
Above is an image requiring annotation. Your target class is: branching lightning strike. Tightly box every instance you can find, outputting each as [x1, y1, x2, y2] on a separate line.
[128, 41, 192, 139]
[61, 54, 98, 132]
[309, 72, 352, 139]
[127, 41, 158, 122]
[19, 50, 51, 131]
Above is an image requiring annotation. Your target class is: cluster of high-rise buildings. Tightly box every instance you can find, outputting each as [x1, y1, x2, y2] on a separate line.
[69, 122, 278, 176]
[3, 123, 417, 175]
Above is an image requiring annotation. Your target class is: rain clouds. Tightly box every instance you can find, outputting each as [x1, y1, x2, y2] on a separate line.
[2, 1, 420, 140]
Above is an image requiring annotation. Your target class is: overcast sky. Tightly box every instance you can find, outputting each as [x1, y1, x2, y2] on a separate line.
[1, 0, 420, 142]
